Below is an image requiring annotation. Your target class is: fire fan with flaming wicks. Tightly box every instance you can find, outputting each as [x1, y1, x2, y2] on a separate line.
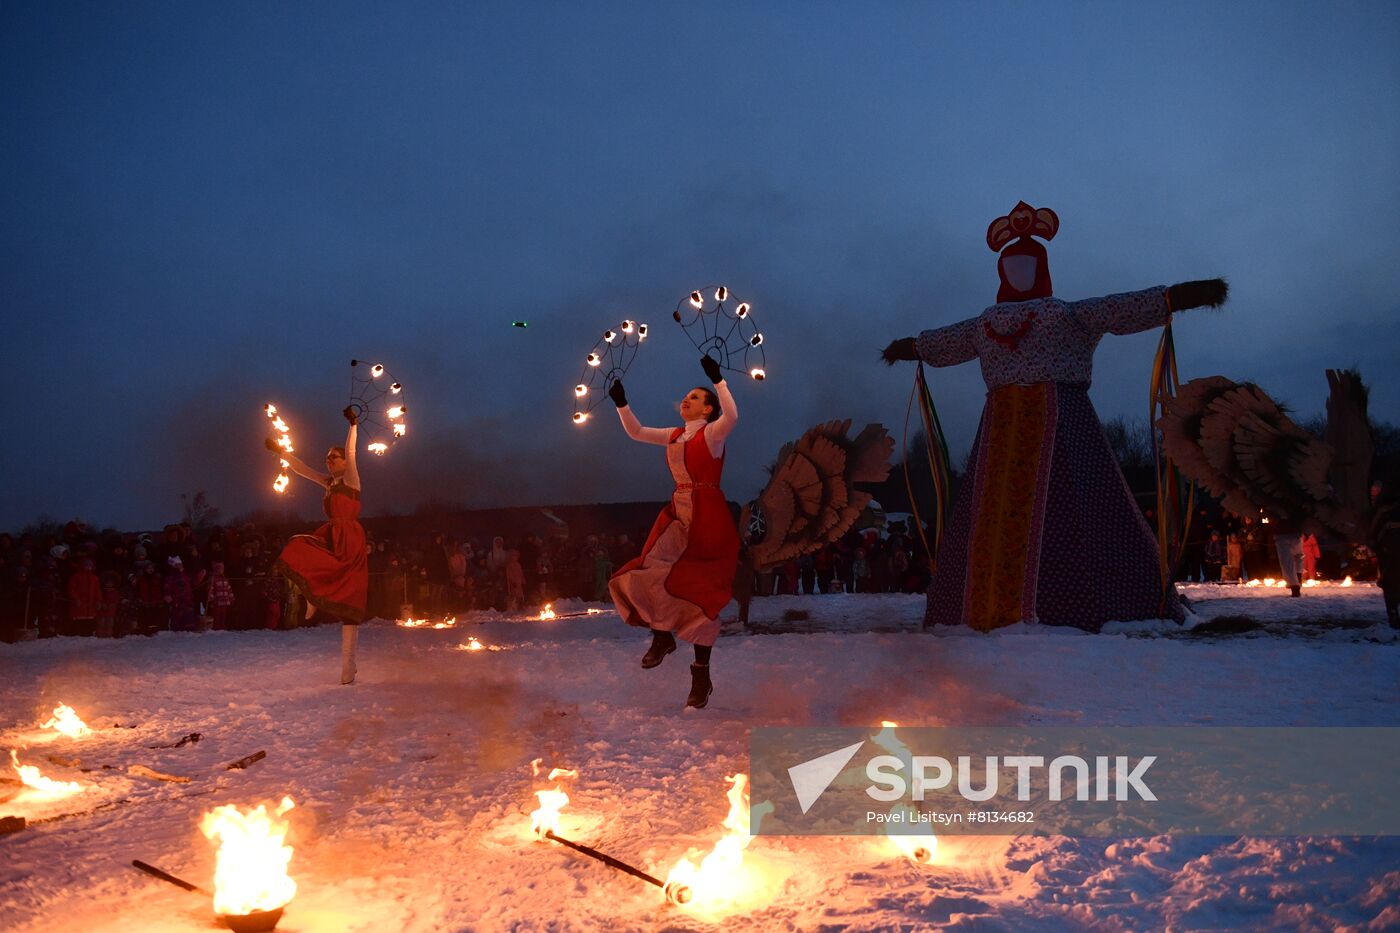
[198, 797, 298, 932]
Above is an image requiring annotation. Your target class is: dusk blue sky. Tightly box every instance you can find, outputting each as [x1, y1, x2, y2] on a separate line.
[3, 2, 1398, 530]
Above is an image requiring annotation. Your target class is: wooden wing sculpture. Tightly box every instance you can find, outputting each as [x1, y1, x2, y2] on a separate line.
[741, 420, 895, 569]
[1157, 369, 1372, 539]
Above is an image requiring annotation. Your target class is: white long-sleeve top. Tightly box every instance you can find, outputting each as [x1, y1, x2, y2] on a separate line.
[616, 379, 737, 458]
[282, 422, 360, 491]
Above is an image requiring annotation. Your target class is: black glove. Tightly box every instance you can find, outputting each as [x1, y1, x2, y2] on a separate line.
[608, 379, 628, 408]
[1166, 278, 1228, 311]
[700, 355, 724, 385]
[882, 337, 918, 366]
[343, 405, 359, 425]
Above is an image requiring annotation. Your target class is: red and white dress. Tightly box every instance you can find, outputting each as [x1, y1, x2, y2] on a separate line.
[274, 423, 368, 622]
[609, 381, 740, 647]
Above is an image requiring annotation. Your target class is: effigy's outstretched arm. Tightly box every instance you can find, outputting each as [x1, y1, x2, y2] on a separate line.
[1070, 280, 1227, 336]
[883, 316, 979, 368]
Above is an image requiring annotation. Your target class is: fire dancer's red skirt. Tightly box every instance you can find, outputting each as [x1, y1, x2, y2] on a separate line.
[275, 482, 367, 622]
[610, 425, 739, 647]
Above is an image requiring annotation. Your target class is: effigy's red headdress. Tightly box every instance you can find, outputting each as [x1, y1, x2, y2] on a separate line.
[987, 201, 1059, 302]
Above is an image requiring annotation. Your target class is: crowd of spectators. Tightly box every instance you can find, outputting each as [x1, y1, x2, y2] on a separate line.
[4, 499, 1382, 644]
[1171, 508, 1379, 584]
[0, 516, 937, 643]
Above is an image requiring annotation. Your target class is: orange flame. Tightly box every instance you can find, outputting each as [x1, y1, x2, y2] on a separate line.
[1341, 576, 1354, 587]
[529, 763, 578, 840]
[664, 774, 773, 910]
[10, 749, 83, 801]
[870, 722, 937, 865]
[538, 604, 557, 621]
[199, 797, 297, 917]
[41, 703, 92, 739]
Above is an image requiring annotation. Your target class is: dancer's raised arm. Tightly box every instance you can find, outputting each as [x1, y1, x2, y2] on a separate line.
[701, 356, 738, 457]
[266, 438, 329, 486]
[608, 379, 673, 445]
[341, 407, 361, 491]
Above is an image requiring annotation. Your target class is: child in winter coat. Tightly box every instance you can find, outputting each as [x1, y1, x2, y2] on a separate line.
[164, 557, 198, 632]
[65, 557, 102, 637]
[505, 550, 525, 611]
[1224, 532, 1245, 583]
[1203, 531, 1226, 582]
[134, 562, 166, 635]
[592, 549, 614, 602]
[207, 561, 234, 630]
[97, 570, 121, 637]
[851, 548, 871, 593]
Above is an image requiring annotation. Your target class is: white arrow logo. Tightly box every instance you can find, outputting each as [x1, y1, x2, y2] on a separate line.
[788, 741, 866, 814]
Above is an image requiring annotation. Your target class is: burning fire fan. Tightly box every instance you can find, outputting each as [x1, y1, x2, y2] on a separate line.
[673, 285, 768, 382]
[571, 318, 648, 425]
[348, 358, 409, 456]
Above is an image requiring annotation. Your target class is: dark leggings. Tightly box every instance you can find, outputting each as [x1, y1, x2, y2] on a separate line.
[651, 627, 711, 664]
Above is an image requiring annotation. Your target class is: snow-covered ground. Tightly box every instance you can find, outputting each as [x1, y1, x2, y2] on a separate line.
[2, 583, 1398, 932]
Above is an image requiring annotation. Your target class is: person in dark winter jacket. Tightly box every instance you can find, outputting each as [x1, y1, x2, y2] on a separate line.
[97, 570, 121, 637]
[164, 557, 198, 631]
[207, 561, 234, 630]
[1372, 477, 1400, 628]
[1203, 530, 1226, 582]
[134, 561, 166, 635]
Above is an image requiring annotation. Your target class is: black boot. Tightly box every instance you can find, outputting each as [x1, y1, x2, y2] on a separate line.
[1290, 585, 1301, 598]
[641, 629, 676, 669]
[686, 663, 713, 709]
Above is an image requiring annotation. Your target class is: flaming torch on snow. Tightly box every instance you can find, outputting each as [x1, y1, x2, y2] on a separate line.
[663, 773, 773, 911]
[528, 760, 578, 840]
[199, 797, 297, 932]
[41, 703, 92, 739]
[528, 761, 692, 903]
[535, 603, 604, 621]
[10, 749, 83, 803]
[870, 721, 937, 865]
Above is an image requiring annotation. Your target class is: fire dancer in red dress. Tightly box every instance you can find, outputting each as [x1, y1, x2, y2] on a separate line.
[266, 406, 367, 684]
[606, 356, 740, 708]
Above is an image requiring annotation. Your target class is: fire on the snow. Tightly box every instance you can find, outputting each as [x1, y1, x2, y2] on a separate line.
[200, 797, 298, 920]
[528, 722, 935, 916]
[9, 707, 939, 924]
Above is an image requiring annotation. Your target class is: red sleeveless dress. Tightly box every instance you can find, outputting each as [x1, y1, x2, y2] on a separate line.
[275, 480, 368, 622]
[609, 424, 739, 646]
